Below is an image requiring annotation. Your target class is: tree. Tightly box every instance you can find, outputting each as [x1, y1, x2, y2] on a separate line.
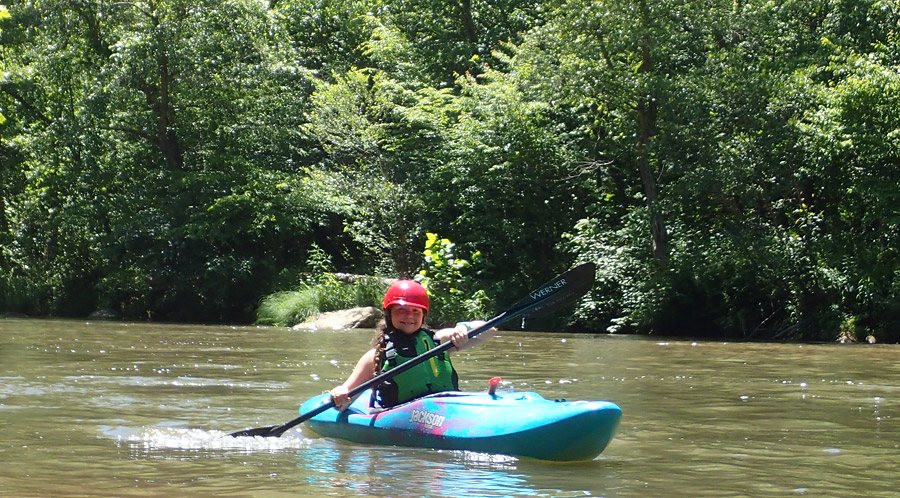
[0, 0, 329, 320]
[428, 66, 591, 299]
[381, 0, 544, 85]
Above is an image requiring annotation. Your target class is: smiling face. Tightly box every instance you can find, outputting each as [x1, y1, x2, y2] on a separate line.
[388, 304, 425, 335]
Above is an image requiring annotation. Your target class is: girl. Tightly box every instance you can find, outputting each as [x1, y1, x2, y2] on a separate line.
[329, 279, 496, 410]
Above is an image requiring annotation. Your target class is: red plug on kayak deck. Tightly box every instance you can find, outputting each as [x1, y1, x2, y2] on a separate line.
[488, 376, 502, 396]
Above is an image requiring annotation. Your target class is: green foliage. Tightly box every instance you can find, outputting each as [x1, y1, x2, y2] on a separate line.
[424, 65, 590, 300]
[788, 51, 900, 339]
[0, 5, 5, 126]
[277, 0, 377, 76]
[3, 0, 900, 343]
[416, 233, 490, 326]
[0, 0, 332, 321]
[256, 273, 388, 327]
[549, 0, 900, 340]
[257, 242, 387, 327]
[379, 0, 545, 85]
[300, 51, 455, 277]
[256, 289, 322, 327]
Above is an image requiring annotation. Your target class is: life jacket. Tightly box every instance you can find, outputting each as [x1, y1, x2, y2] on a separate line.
[373, 329, 459, 408]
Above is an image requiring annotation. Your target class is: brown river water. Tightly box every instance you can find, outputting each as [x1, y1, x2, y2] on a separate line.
[1, 318, 897, 497]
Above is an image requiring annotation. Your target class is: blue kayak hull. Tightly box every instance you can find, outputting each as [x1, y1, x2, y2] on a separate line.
[299, 390, 621, 461]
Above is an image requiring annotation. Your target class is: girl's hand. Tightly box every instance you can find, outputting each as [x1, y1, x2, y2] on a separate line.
[448, 324, 470, 350]
[330, 385, 351, 411]
[437, 320, 495, 351]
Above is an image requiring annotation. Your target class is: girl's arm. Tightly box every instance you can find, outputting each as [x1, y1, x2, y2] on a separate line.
[329, 348, 377, 410]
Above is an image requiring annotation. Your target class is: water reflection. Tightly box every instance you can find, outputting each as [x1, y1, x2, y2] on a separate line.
[295, 441, 599, 498]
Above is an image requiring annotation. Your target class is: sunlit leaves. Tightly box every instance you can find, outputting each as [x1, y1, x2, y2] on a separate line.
[2, 0, 900, 339]
[0, 4, 7, 126]
[417, 232, 489, 324]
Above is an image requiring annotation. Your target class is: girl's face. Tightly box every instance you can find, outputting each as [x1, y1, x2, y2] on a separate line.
[389, 305, 424, 334]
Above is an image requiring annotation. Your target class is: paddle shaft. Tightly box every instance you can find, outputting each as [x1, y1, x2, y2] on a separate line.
[229, 262, 596, 438]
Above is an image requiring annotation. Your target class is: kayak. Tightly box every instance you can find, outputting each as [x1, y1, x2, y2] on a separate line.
[298, 388, 622, 461]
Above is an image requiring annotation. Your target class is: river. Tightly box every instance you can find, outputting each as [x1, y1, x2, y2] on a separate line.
[0, 318, 897, 497]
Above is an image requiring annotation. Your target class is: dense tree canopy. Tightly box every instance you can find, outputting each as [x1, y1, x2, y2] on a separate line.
[2, 0, 898, 341]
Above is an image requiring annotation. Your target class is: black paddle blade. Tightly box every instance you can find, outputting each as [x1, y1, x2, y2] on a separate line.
[229, 392, 337, 438]
[229, 425, 278, 438]
[506, 262, 596, 319]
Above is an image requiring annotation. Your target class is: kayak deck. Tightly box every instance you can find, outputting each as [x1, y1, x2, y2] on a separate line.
[299, 389, 621, 461]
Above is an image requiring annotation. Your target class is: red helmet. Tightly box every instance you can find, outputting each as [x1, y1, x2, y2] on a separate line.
[382, 280, 429, 313]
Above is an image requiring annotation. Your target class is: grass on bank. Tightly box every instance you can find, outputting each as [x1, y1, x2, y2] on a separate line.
[256, 274, 388, 327]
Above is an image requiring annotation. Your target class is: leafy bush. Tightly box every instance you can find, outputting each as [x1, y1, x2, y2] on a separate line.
[416, 233, 490, 326]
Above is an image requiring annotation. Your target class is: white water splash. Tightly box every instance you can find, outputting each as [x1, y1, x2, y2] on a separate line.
[107, 426, 313, 453]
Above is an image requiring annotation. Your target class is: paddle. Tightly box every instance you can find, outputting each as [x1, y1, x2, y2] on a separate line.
[229, 262, 596, 438]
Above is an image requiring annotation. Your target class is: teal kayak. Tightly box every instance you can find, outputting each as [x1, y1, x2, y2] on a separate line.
[298, 389, 622, 461]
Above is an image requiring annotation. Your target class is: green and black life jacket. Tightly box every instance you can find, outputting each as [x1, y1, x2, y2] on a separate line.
[374, 329, 459, 408]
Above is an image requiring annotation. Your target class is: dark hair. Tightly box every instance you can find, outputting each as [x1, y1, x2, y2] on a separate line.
[371, 318, 391, 375]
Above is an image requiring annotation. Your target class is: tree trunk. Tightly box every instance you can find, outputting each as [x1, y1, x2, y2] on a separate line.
[155, 50, 183, 170]
[636, 0, 668, 266]
[151, 8, 183, 171]
[458, 0, 478, 43]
